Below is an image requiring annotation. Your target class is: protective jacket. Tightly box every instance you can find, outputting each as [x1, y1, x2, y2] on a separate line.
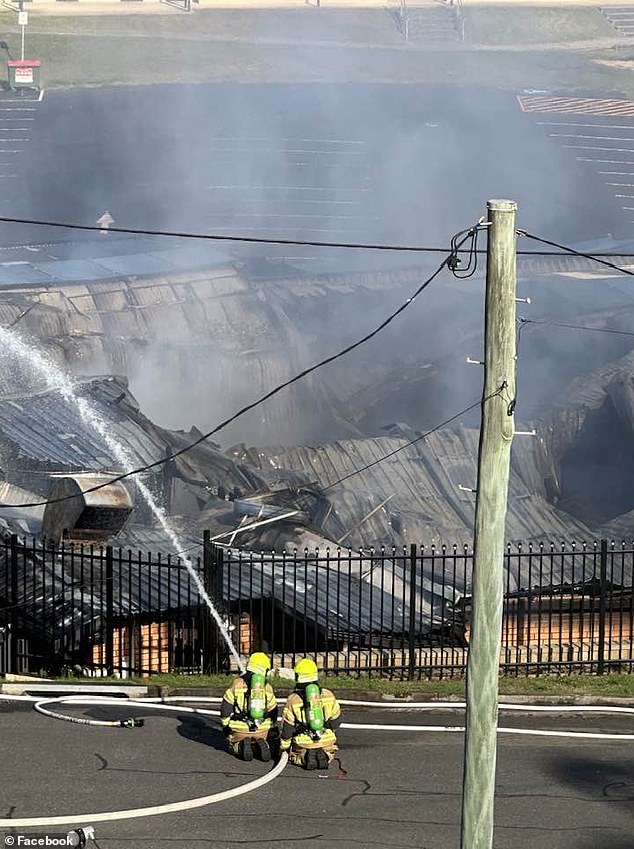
[220, 675, 278, 734]
[280, 686, 341, 750]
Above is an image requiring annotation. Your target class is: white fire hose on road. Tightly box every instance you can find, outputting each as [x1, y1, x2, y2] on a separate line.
[0, 693, 632, 830]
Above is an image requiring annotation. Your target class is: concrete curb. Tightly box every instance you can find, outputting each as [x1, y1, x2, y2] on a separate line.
[150, 685, 634, 706]
[2, 682, 632, 706]
[0, 682, 148, 698]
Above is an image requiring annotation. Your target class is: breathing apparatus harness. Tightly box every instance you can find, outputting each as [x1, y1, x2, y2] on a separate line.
[234, 671, 267, 732]
[300, 681, 325, 742]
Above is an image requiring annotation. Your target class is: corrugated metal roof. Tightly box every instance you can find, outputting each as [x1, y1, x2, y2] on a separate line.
[0, 378, 164, 470]
[236, 426, 595, 550]
[0, 537, 448, 651]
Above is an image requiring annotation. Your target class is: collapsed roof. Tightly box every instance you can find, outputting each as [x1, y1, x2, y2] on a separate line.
[1, 237, 634, 556]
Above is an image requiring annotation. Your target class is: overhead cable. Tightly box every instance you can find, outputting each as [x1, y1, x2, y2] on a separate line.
[0, 214, 460, 254]
[519, 317, 634, 338]
[0, 225, 480, 510]
[319, 388, 503, 493]
[3, 213, 634, 259]
[518, 230, 634, 278]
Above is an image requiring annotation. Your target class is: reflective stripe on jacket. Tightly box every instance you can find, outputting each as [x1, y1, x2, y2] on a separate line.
[280, 687, 341, 749]
[220, 676, 277, 733]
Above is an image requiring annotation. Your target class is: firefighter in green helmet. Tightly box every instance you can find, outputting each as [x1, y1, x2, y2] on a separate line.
[280, 657, 342, 770]
[220, 652, 279, 762]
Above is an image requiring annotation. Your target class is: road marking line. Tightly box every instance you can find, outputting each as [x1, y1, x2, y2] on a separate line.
[519, 95, 634, 116]
[539, 121, 634, 129]
[205, 212, 376, 220]
[563, 145, 634, 152]
[606, 182, 634, 186]
[206, 184, 370, 192]
[576, 158, 634, 164]
[211, 136, 363, 145]
[551, 133, 634, 141]
[208, 147, 365, 156]
[38, 88, 45, 102]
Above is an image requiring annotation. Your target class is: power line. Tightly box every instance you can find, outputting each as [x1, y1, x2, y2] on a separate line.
[319, 390, 501, 493]
[518, 230, 634, 278]
[0, 214, 458, 254]
[519, 317, 634, 338]
[0, 228, 478, 510]
[3, 213, 634, 259]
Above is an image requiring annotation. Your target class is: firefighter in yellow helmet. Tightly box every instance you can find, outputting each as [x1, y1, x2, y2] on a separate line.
[280, 657, 342, 770]
[220, 652, 279, 762]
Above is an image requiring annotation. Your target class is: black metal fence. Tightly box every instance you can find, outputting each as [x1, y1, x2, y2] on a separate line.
[1, 534, 633, 679]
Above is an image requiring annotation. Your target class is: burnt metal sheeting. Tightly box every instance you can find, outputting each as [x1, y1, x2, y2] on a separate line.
[244, 428, 595, 550]
[34, 260, 115, 282]
[0, 238, 234, 288]
[0, 541, 447, 650]
[0, 380, 164, 469]
[0, 265, 52, 286]
[221, 550, 450, 638]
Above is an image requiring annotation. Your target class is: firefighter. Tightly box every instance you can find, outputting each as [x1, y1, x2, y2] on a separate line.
[220, 652, 279, 762]
[280, 657, 342, 770]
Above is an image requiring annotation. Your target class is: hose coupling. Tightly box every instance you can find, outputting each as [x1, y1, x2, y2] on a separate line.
[120, 716, 145, 728]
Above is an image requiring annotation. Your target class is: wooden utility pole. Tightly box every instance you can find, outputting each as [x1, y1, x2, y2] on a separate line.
[460, 199, 518, 849]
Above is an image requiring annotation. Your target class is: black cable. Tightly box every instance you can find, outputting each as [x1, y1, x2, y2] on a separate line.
[319, 388, 503, 493]
[3, 213, 634, 259]
[0, 214, 456, 254]
[448, 225, 481, 278]
[519, 317, 634, 339]
[518, 230, 634, 278]
[0, 230, 477, 510]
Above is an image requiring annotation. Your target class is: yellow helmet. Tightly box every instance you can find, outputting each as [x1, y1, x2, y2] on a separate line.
[246, 652, 271, 677]
[294, 657, 319, 684]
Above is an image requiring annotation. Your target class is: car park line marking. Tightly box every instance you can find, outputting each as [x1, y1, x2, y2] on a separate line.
[207, 226, 370, 234]
[518, 95, 634, 116]
[206, 184, 371, 192]
[205, 212, 377, 220]
[576, 158, 634, 164]
[207, 198, 361, 206]
[211, 136, 364, 145]
[563, 145, 634, 152]
[539, 121, 634, 130]
[551, 134, 634, 142]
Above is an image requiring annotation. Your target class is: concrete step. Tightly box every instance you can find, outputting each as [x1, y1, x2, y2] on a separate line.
[402, 5, 462, 42]
[600, 6, 634, 33]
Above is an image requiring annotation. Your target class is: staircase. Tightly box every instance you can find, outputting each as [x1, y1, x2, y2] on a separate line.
[390, 1, 464, 44]
[600, 6, 634, 36]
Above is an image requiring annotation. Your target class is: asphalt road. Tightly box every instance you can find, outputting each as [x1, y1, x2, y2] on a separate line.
[1, 700, 633, 849]
[0, 82, 626, 257]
